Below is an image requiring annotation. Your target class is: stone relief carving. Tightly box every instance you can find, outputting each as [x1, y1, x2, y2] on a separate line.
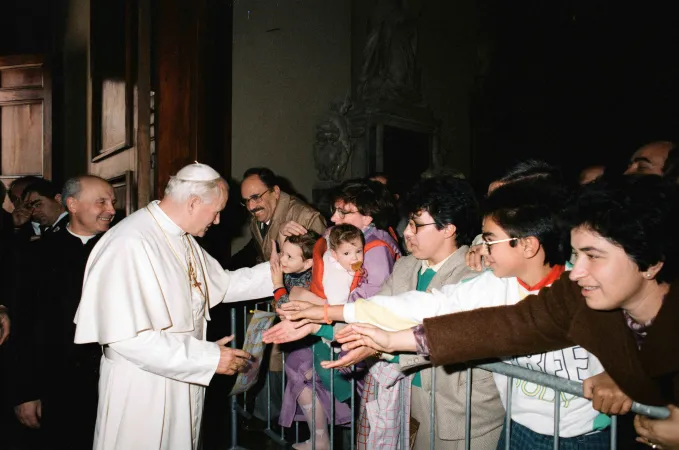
[357, 0, 422, 104]
[313, 96, 361, 182]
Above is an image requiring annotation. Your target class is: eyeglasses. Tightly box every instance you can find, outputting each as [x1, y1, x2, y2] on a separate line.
[406, 219, 437, 234]
[331, 207, 359, 219]
[481, 237, 519, 255]
[240, 189, 272, 207]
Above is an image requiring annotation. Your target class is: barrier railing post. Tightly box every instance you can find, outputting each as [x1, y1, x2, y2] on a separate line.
[505, 376, 512, 450]
[553, 389, 561, 450]
[330, 349, 335, 450]
[430, 368, 436, 450]
[280, 351, 286, 441]
[312, 344, 317, 449]
[351, 365, 356, 450]
[400, 383, 406, 449]
[464, 367, 472, 450]
[229, 306, 239, 450]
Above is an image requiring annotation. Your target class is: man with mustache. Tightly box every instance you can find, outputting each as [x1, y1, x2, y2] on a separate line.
[10, 175, 117, 449]
[237, 167, 326, 426]
[239, 167, 327, 264]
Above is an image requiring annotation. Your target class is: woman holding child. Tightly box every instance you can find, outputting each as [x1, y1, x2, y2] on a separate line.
[267, 179, 401, 450]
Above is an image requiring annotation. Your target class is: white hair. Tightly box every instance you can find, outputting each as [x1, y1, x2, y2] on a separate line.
[164, 176, 228, 203]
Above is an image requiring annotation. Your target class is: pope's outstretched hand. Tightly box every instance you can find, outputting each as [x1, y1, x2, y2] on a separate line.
[215, 335, 252, 375]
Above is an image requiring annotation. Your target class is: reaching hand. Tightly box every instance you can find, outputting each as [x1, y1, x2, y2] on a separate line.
[335, 324, 393, 353]
[15, 400, 42, 429]
[583, 371, 633, 415]
[277, 301, 325, 322]
[0, 306, 10, 345]
[262, 319, 320, 344]
[278, 220, 308, 241]
[321, 345, 377, 370]
[270, 240, 284, 288]
[214, 335, 253, 376]
[635, 405, 679, 450]
[465, 244, 486, 272]
[12, 204, 32, 228]
[289, 287, 325, 305]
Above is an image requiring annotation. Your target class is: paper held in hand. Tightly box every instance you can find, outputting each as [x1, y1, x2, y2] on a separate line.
[229, 310, 276, 396]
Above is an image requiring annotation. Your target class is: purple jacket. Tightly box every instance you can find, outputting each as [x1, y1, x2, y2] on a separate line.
[348, 226, 402, 304]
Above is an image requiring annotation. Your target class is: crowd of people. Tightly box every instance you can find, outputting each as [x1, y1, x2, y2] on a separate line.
[0, 140, 676, 450]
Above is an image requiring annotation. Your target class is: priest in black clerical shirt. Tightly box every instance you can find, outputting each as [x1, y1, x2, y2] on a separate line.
[10, 175, 116, 450]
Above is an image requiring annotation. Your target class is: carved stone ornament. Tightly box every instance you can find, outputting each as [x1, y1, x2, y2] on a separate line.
[357, 0, 422, 105]
[313, 97, 361, 182]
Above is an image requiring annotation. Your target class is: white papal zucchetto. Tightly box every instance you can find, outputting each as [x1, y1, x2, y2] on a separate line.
[174, 162, 221, 182]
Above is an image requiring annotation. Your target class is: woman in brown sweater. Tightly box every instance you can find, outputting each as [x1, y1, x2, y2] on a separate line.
[336, 175, 679, 449]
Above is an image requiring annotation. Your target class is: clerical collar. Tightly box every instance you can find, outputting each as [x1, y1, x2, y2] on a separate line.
[66, 224, 98, 244]
[148, 200, 186, 237]
[420, 248, 458, 274]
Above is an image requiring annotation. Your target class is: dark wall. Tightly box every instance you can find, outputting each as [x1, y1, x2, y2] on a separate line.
[470, 1, 679, 188]
[0, 0, 56, 56]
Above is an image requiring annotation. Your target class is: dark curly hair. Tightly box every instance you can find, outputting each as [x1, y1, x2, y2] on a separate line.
[563, 174, 679, 283]
[483, 179, 571, 267]
[332, 179, 397, 230]
[404, 176, 479, 247]
[286, 230, 321, 260]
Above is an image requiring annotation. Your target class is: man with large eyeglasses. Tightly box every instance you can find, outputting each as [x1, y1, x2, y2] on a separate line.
[235, 167, 326, 428]
[236, 167, 326, 267]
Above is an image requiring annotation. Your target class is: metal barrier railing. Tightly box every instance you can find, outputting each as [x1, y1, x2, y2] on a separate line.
[227, 302, 671, 450]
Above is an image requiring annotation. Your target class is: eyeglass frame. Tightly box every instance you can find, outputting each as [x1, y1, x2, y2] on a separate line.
[405, 219, 438, 234]
[240, 189, 272, 207]
[330, 206, 360, 219]
[480, 237, 519, 255]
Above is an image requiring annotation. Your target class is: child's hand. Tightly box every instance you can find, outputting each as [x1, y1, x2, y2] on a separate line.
[270, 240, 284, 288]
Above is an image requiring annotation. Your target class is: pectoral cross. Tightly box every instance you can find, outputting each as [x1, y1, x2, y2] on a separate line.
[188, 261, 202, 289]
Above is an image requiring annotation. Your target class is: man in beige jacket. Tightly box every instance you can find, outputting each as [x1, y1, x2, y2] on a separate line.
[239, 167, 326, 424]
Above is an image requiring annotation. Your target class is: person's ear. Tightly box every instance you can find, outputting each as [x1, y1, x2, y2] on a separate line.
[66, 196, 78, 214]
[520, 236, 541, 259]
[54, 194, 62, 205]
[188, 195, 202, 213]
[643, 261, 664, 280]
[443, 223, 457, 239]
[303, 258, 313, 271]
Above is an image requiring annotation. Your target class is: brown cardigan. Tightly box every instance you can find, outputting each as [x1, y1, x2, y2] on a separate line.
[423, 272, 679, 406]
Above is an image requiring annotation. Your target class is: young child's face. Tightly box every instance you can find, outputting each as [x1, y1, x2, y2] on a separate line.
[480, 216, 523, 278]
[280, 241, 311, 274]
[331, 239, 364, 272]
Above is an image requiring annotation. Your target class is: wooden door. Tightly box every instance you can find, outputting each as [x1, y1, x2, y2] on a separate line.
[0, 55, 51, 193]
[88, 0, 151, 216]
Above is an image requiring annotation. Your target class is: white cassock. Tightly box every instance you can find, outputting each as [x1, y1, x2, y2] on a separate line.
[74, 200, 274, 450]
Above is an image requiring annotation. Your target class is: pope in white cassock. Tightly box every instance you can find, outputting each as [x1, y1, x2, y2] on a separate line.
[74, 163, 274, 450]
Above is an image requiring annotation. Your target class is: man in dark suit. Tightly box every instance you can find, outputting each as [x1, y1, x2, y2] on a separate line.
[10, 175, 116, 450]
[20, 179, 68, 237]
